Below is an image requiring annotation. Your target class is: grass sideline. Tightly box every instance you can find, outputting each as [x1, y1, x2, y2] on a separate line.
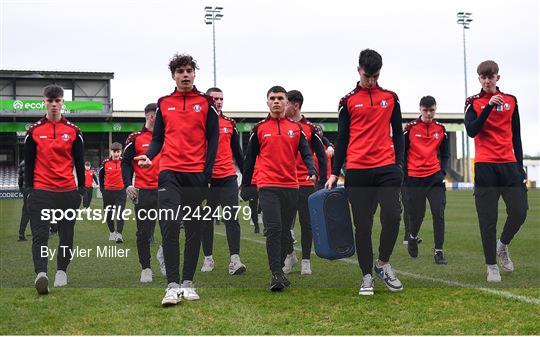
[0, 190, 539, 335]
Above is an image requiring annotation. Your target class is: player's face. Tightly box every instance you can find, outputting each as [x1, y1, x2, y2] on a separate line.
[358, 67, 379, 89]
[44, 96, 64, 119]
[420, 105, 436, 123]
[267, 92, 287, 116]
[111, 149, 121, 160]
[208, 91, 224, 112]
[146, 111, 156, 129]
[285, 101, 299, 118]
[479, 74, 500, 93]
[85, 164, 90, 170]
[172, 65, 195, 92]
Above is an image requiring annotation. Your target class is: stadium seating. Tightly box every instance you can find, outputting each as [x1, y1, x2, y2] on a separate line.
[0, 166, 18, 190]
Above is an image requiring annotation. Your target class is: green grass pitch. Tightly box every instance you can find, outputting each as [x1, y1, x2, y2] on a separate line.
[0, 190, 538, 335]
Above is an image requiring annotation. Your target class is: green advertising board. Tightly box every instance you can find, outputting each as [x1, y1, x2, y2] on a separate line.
[0, 99, 103, 111]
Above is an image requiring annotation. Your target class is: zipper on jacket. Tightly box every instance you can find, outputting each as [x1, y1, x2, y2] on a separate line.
[183, 94, 186, 111]
[426, 123, 430, 137]
[368, 89, 373, 106]
[53, 123, 56, 139]
[277, 118, 281, 135]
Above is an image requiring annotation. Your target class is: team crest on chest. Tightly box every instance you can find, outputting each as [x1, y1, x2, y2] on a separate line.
[287, 130, 294, 138]
[62, 133, 70, 141]
[434, 132, 439, 139]
[504, 103, 510, 111]
[193, 104, 202, 112]
[222, 127, 229, 133]
[380, 100, 388, 108]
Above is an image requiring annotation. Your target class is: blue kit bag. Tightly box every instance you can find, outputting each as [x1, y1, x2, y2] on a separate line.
[308, 187, 355, 260]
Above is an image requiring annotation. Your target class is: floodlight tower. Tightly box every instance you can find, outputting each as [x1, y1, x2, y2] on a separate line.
[457, 11, 473, 182]
[205, 6, 224, 87]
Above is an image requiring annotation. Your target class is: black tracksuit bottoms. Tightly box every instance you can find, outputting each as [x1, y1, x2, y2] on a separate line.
[201, 175, 241, 257]
[286, 185, 315, 260]
[158, 170, 207, 284]
[474, 162, 528, 265]
[401, 187, 411, 238]
[249, 193, 260, 227]
[404, 171, 446, 249]
[82, 187, 93, 208]
[345, 164, 403, 276]
[18, 189, 30, 238]
[28, 189, 81, 274]
[135, 188, 158, 269]
[102, 189, 127, 233]
[258, 187, 298, 274]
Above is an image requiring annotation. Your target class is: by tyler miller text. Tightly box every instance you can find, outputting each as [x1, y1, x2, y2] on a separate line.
[41, 246, 130, 260]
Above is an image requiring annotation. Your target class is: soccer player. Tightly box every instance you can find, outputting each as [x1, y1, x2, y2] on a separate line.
[325, 49, 404, 296]
[83, 161, 98, 209]
[465, 60, 527, 282]
[24, 84, 85, 294]
[403, 96, 449, 264]
[135, 54, 218, 306]
[200, 87, 247, 275]
[241, 85, 317, 291]
[122, 103, 161, 283]
[99, 142, 126, 243]
[282, 89, 327, 275]
[17, 160, 30, 241]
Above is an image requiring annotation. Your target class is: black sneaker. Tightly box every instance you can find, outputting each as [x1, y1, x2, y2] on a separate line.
[18, 236, 27, 242]
[434, 251, 448, 265]
[270, 273, 286, 292]
[254, 226, 260, 234]
[407, 237, 418, 258]
[282, 274, 291, 288]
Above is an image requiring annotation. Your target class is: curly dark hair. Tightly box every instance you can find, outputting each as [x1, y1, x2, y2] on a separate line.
[168, 53, 199, 74]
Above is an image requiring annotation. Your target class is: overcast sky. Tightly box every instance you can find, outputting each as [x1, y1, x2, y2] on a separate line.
[1, 0, 538, 155]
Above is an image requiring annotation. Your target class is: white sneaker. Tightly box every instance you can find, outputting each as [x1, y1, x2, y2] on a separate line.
[156, 245, 166, 276]
[54, 270, 67, 287]
[373, 261, 403, 292]
[34, 272, 49, 295]
[282, 253, 298, 274]
[487, 264, 502, 282]
[140, 268, 153, 283]
[496, 240, 514, 272]
[115, 233, 124, 243]
[161, 283, 182, 306]
[359, 274, 374, 296]
[301, 259, 312, 275]
[228, 254, 246, 275]
[180, 280, 200, 301]
[109, 232, 116, 241]
[201, 256, 215, 272]
[258, 214, 263, 225]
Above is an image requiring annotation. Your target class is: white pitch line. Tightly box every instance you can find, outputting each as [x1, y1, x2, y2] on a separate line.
[214, 231, 540, 306]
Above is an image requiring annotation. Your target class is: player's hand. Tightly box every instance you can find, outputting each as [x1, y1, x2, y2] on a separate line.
[488, 95, 504, 106]
[126, 185, 138, 200]
[134, 155, 152, 168]
[240, 185, 257, 201]
[306, 174, 317, 183]
[326, 146, 335, 157]
[324, 175, 338, 190]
